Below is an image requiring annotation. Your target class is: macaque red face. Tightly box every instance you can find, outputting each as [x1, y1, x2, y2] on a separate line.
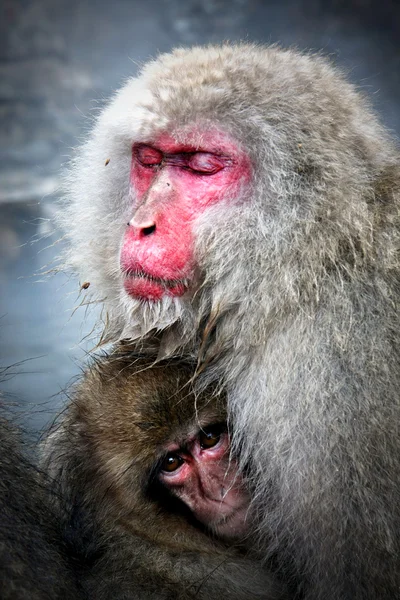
[120, 130, 251, 301]
[157, 422, 250, 540]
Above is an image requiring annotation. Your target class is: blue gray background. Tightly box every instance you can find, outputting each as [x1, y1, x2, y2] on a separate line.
[1, 0, 399, 435]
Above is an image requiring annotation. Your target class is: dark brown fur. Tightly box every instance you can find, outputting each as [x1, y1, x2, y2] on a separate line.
[0, 413, 80, 600]
[43, 349, 289, 600]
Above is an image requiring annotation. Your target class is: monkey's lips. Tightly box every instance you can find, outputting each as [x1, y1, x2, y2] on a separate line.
[123, 270, 188, 301]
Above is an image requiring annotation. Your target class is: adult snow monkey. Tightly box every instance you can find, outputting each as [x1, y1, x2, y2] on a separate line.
[60, 44, 400, 600]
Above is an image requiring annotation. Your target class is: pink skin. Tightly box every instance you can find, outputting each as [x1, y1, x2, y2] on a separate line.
[158, 427, 250, 541]
[120, 129, 251, 301]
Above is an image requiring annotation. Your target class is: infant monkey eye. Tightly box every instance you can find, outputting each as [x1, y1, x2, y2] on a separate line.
[199, 425, 224, 449]
[160, 453, 184, 473]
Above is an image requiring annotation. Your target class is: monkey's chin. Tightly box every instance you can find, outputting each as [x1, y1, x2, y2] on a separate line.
[208, 504, 250, 542]
[123, 275, 187, 301]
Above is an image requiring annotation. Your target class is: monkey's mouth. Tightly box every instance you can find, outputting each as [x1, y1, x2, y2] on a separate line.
[123, 269, 189, 301]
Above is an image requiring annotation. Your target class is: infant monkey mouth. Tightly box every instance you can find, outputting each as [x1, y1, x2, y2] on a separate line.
[124, 269, 188, 290]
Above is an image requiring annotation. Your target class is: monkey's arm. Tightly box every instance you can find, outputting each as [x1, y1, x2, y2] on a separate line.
[239, 278, 400, 599]
[84, 527, 289, 600]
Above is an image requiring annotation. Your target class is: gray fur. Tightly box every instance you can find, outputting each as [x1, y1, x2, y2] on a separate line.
[60, 44, 400, 599]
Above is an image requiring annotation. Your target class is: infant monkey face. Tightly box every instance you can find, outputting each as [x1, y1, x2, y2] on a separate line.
[158, 421, 251, 540]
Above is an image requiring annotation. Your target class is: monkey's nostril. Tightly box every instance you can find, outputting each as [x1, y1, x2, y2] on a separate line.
[142, 224, 156, 236]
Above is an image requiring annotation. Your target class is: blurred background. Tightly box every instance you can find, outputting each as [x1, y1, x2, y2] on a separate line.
[1, 0, 399, 435]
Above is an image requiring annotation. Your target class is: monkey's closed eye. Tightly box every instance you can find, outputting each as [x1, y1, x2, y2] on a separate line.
[160, 453, 184, 473]
[135, 145, 163, 167]
[187, 153, 226, 175]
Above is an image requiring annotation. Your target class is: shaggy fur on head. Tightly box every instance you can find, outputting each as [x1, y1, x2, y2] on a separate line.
[60, 44, 400, 599]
